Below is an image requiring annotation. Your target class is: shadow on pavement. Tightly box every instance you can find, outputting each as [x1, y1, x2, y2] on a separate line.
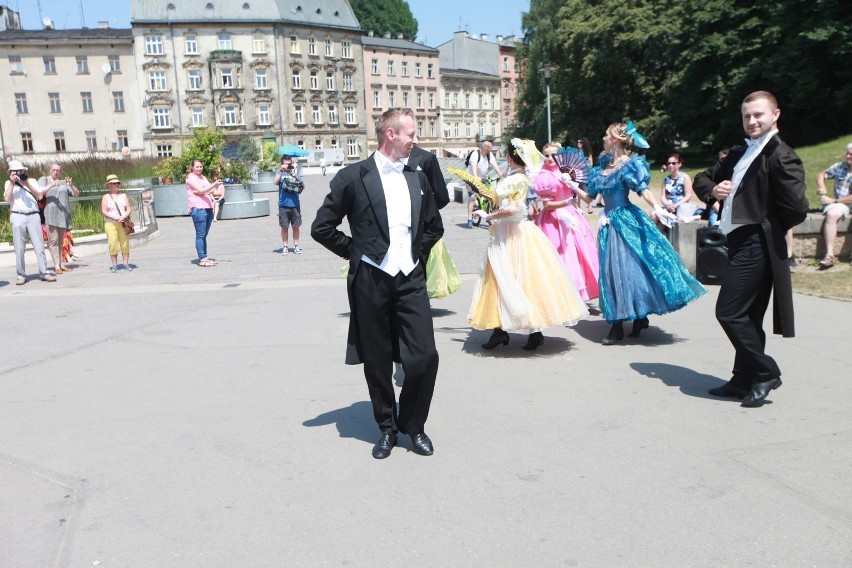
[458, 330, 576, 357]
[571, 318, 685, 347]
[303, 401, 376, 444]
[630, 362, 730, 400]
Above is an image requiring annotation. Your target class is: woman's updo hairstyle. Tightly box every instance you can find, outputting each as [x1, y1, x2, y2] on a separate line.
[506, 140, 526, 167]
[606, 122, 634, 151]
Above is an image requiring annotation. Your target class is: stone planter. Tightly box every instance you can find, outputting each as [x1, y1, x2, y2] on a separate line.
[219, 184, 270, 220]
[153, 183, 189, 217]
[250, 170, 278, 193]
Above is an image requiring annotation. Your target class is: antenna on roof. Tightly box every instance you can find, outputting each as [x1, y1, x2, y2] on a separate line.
[78, 0, 86, 28]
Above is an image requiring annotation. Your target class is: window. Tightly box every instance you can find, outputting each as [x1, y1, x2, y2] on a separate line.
[402, 92, 409, 107]
[185, 34, 198, 54]
[108, 55, 121, 73]
[427, 63, 434, 78]
[417, 121, 423, 138]
[255, 68, 268, 89]
[221, 67, 233, 88]
[454, 123, 460, 137]
[416, 92, 422, 109]
[465, 123, 471, 137]
[490, 94, 496, 109]
[325, 39, 332, 56]
[328, 104, 338, 124]
[113, 91, 125, 112]
[503, 56, 510, 71]
[290, 35, 299, 54]
[415, 62, 421, 77]
[344, 105, 355, 124]
[297, 140, 305, 150]
[252, 38, 266, 53]
[149, 70, 167, 91]
[504, 86, 509, 99]
[49, 92, 61, 113]
[478, 94, 483, 109]
[371, 59, 379, 75]
[156, 144, 173, 157]
[429, 93, 434, 108]
[54, 131, 66, 152]
[388, 91, 396, 107]
[401, 61, 408, 77]
[331, 138, 338, 149]
[310, 71, 318, 90]
[258, 104, 270, 125]
[444, 93, 449, 107]
[9, 55, 23, 74]
[326, 72, 334, 90]
[192, 106, 205, 127]
[315, 139, 322, 150]
[342, 73, 352, 91]
[86, 130, 98, 151]
[453, 93, 458, 107]
[341, 40, 351, 58]
[312, 105, 322, 124]
[76, 55, 89, 74]
[465, 93, 470, 108]
[223, 104, 238, 125]
[153, 107, 171, 128]
[14, 93, 28, 114]
[292, 71, 302, 89]
[117, 130, 129, 148]
[22, 132, 33, 152]
[372, 90, 380, 108]
[43, 56, 55, 74]
[188, 69, 202, 90]
[294, 105, 304, 124]
[491, 122, 496, 136]
[218, 34, 232, 50]
[429, 121, 435, 137]
[81, 92, 93, 113]
[347, 138, 357, 157]
[387, 59, 395, 76]
[145, 35, 164, 55]
[308, 37, 316, 55]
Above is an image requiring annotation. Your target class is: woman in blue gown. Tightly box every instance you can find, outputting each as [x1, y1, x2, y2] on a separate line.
[575, 122, 706, 344]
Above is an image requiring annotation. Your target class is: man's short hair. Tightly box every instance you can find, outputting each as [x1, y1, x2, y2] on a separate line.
[376, 108, 414, 145]
[280, 155, 292, 163]
[846, 142, 852, 152]
[480, 140, 493, 151]
[743, 90, 778, 109]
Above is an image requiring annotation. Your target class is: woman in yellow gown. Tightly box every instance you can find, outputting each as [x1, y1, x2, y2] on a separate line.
[468, 139, 589, 350]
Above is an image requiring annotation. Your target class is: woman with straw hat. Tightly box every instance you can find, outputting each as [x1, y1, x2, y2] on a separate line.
[100, 174, 133, 273]
[4, 160, 55, 285]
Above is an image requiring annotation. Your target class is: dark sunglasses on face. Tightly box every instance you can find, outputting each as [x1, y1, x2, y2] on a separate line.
[667, 161, 679, 165]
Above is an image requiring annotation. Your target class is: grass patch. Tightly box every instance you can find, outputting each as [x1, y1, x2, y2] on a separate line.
[791, 262, 852, 300]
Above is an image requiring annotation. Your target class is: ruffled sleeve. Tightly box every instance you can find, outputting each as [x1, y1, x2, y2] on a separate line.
[622, 155, 651, 195]
[533, 170, 559, 200]
[586, 154, 612, 198]
[495, 173, 530, 209]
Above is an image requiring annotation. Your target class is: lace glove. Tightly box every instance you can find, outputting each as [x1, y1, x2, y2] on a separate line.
[654, 205, 677, 228]
[472, 209, 490, 221]
[560, 173, 580, 191]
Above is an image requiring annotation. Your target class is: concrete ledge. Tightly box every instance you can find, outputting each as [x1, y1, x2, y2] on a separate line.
[791, 212, 851, 260]
[152, 184, 189, 217]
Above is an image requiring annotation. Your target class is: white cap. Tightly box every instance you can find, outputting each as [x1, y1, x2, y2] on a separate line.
[7, 160, 27, 172]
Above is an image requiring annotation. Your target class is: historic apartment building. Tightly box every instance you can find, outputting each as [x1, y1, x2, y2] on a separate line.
[360, 32, 440, 154]
[0, 24, 144, 159]
[497, 35, 520, 133]
[130, 0, 367, 160]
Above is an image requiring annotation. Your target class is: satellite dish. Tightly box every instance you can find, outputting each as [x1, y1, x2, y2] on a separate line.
[102, 63, 112, 75]
[42, 17, 54, 29]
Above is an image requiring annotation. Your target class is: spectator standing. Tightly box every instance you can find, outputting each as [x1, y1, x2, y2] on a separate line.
[39, 163, 80, 274]
[4, 160, 55, 284]
[100, 175, 133, 273]
[274, 155, 304, 255]
[815, 142, 852, 268]
[465, 140, 503, 227]
[320, 156, 327, 176]
[185, 159, 222, 267]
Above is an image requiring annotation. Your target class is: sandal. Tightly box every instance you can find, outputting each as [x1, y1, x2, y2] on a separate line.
[818, 255, 835, 269]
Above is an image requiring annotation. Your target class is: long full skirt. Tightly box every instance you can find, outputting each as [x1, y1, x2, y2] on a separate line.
[469, 220, 589, 332]
[426, 238, 461, 299]
[536, 204, 600, 301]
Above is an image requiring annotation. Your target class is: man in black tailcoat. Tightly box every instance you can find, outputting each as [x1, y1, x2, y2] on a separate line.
[694, 91, 809, 408]
[311, 108, 443, 458]
[408, 145, 450, 210]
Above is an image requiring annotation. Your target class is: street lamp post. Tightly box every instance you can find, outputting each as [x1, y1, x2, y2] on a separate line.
[436, 105, 442, 157]
[542, 63, 552, 143]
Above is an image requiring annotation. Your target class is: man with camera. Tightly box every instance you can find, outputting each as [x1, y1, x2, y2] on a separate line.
[39, 163, 80, 274]
[4, 160, 55, 285]
[274, 155, 305, 255]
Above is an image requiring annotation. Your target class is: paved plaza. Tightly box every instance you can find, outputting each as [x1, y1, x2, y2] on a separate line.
[1, 172, 851, 567]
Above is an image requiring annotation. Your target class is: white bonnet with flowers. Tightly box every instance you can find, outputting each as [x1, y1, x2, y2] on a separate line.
[510, 138, 545, 175]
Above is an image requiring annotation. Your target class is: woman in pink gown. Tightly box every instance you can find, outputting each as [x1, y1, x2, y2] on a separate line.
[534, 143, 600, 302]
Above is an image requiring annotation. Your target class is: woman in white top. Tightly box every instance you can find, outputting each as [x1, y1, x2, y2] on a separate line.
[100, 174, 133, 272]
[4, 160, 55, 285]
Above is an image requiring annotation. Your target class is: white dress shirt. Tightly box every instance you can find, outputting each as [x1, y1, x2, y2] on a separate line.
[720, 129, 778, 235]
[361, 151, 417, 276]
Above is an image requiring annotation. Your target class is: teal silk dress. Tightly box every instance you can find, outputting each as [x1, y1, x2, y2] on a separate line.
[587, 154, 705, 323]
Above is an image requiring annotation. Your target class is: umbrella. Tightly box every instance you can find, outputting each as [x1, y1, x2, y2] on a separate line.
[276, 143, 310, 157]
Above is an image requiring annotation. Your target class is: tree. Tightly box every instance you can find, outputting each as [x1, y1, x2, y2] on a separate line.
[350, 0, 418, 40]
[237, 137, 260, 162]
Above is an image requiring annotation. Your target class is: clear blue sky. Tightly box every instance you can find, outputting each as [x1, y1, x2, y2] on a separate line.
[11, 0, 526, 47]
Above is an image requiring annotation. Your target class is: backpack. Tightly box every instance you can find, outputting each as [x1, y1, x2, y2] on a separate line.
[464, 150, 479, 168]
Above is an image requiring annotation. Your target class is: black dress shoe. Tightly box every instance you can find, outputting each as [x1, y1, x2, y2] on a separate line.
[372, 431, 397, 459]
[628, 317, 649, 337]
[410, 432, 434, 456]
[482, 328, 509, 349]
[741, 378, 782, 407]
[522, 331, 544, 350]
[601, 322, 624, 345]
[708, 383, 750, 399]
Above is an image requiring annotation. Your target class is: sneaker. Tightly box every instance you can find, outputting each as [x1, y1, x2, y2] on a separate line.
[293, 245, 302, 254]
[818, 255, 835, 269]
[788, 257, 798, 268]
[109, 266, 118, 273]
[126, 264, 135, 271]
[40, 273, 56, 282]
[15, 276, 25, 285]
[466, 219, 473, 228]
[282, 246, 289, 255]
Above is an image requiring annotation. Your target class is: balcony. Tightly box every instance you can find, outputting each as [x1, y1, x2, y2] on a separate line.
[210, 50, 243, 62]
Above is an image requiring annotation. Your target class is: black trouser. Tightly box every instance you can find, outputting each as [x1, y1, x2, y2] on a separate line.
[351, 263, 439, 435]
[715, 225, 781, 386]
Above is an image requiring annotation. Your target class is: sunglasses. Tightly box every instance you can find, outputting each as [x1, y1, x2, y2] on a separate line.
[667, 161, 679, 166]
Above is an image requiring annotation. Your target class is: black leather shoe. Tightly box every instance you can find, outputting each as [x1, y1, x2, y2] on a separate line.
[628, 317, 649, 337]
[741, 378, 782, 407]
[482, 328, 509, 349]
[708, 383, 750, 399]
[522, 331, 544, 351]
[601, 322, 624, 345]
[372, 431, 397, 459]
[410, 432, 434, 456]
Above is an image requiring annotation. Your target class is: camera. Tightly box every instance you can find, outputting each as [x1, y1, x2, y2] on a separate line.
[18, 172, 28, 181]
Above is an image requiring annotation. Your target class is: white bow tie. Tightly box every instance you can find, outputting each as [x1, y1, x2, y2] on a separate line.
[382, 161, 405, 175]
[744, 137, 759, 148]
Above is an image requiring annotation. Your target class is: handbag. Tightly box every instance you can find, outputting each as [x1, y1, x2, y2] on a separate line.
[112, 195, 135, 235]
